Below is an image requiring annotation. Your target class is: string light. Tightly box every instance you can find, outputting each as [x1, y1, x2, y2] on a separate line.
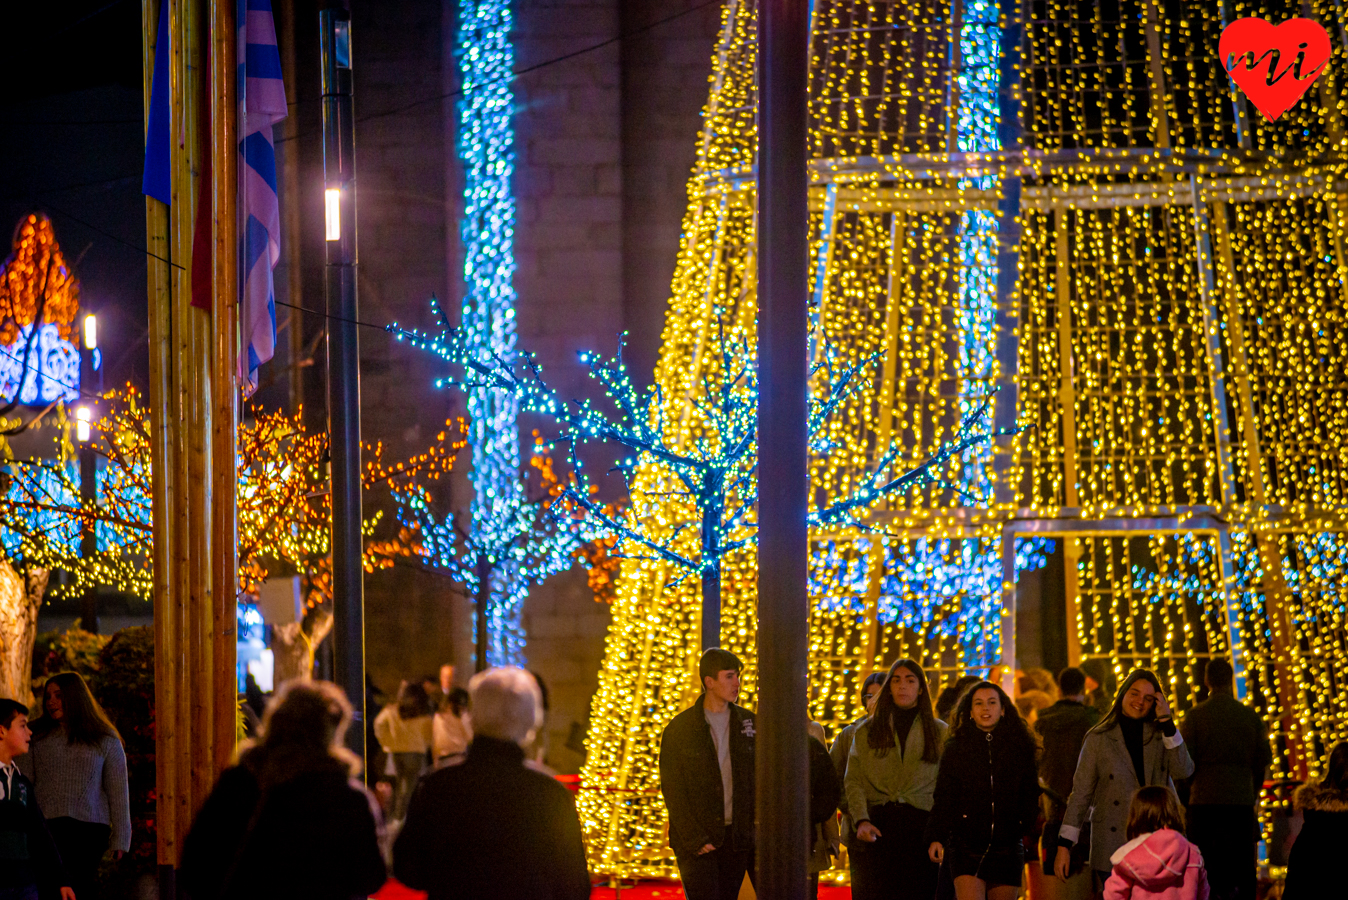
[1, 388, 465, 611]
[442, 0, 560, 666]
[561, 0, 1348, 880]
[0, 214, 82, 406]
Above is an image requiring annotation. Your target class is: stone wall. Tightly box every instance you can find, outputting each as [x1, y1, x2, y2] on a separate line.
[511, 0, 623, 772]
[281, 0, 719, 772]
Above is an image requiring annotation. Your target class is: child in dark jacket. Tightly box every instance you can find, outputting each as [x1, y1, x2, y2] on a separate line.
[925, 681, 1040, 900]
[0, 698, 73, 900]
[1103, 786, 1207, 900]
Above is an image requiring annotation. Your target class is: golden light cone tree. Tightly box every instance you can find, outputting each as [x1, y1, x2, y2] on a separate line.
[577, 0, 1348, 881]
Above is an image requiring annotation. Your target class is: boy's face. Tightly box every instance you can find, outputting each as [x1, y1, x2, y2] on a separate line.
[704, 669, 740, 705]
[0, 714, 31, 759]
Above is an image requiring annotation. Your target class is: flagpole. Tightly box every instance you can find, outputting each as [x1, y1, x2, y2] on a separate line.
[320, 3, 367, 765]
[209, 0, 239, 781]
[141, 0, 178, 894]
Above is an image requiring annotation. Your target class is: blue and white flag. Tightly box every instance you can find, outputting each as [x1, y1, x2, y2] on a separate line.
[238, 0, 287, 392]
[142, 0, 171, 204]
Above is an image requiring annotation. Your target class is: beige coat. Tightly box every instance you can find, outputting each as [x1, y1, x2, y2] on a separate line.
[373, 706, 433, 755]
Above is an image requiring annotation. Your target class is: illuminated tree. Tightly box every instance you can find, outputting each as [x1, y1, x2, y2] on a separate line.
[0, 388, 466, 682]
[0, 212, 83, 702]
[396, 309, 1016, 650]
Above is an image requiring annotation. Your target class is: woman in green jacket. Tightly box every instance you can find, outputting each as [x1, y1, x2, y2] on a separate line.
[844, 659, 948, 900]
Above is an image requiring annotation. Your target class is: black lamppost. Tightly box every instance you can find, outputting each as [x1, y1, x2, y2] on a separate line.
[756, 1, 810, 897]
[77, 312, 101, 633]
[321, 3, 366, 763]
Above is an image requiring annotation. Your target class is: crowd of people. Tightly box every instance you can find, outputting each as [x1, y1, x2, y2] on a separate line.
[658, 650, 1343, 900]
[0, 652, 1343, 900]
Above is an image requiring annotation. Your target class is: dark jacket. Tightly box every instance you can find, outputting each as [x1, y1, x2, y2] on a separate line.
[179, 755, 386, 900]
[658, 694, 756, 856]
[1283, 779, 1348, 900]
[809, 735, 841, 826]
[0, 768, 68, 894]
[925, 721, 1040, 852]
[392, 736, 590, 900]
[1178, 689, 1270, 806]
[1035, 699, 1099, 816]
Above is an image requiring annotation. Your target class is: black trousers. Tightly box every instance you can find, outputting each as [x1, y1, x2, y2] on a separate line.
[1188, 804, 1258, 900]
[46, 817, 111, 900]
[676, 826, 754, 900]
[850, 803, 937, 900]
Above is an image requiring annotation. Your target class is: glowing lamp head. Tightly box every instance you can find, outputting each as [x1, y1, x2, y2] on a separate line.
[325, 188, 342, 241]
[75, 406, 92, 442]
[83, 314, 97, 350]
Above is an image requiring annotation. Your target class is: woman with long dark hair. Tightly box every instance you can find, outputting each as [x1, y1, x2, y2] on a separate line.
[373, 680, 434, 821]
[1053, 669, 1193, 890]
[1284, 741, 1348, 898]
[179, 680, 386, 900]
[925, 681, 1040, 900]
[18, 672, 130, 900]
[843, 659, 947, 900]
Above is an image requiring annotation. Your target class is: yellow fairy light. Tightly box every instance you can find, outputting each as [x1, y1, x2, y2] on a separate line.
[578, 0, 1348, 881]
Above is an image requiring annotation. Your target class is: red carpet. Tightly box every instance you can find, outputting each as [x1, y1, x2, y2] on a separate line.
[373, 879, 853, 899]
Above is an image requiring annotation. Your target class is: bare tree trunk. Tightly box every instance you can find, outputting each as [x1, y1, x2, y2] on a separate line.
[0, 560, 49, 706]
[272, 606, 334, 687]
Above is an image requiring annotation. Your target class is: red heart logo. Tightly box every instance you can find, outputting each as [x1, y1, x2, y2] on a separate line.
[1219, 17, 1331, 121]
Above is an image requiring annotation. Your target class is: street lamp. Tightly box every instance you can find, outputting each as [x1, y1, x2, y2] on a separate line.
[75, 406, 92, 443]
[78, 310, 100, 632]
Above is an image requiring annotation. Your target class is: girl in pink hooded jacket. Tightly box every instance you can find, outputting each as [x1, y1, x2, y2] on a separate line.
[1104, 786, 1209, 900]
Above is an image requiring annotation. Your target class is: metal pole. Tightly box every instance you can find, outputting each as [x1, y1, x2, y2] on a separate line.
[320, 4, 365, 763]
[475, 554, 490, 672]
[79, 322, 99, 633]
[756, 0, 809, 896]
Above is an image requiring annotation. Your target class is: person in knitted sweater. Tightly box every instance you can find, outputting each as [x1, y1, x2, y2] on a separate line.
[18, 673, 130, 900]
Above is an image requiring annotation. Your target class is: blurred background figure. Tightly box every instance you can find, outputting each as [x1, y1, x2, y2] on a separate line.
[432, 687, 472, 763]
[373, 681, 434, 823]
[935, 674, 981, 724]
[1179, 658, 1269, 900]
[393, 666, 590, 900]
[178, 680, 386, 900]
[1033, 666, 1098, 900]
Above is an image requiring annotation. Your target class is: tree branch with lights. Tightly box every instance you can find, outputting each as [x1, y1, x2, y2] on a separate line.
[0, 387, 468, 681]
[394, 303, 1023, 649]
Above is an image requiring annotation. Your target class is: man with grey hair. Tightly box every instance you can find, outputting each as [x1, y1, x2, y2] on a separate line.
[393, 666, 590, 900]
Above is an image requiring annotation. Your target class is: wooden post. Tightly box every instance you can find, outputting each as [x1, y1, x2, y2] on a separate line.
[209, 0, 239, 777]
[142, 0, 178, 892]
[145, 0, 239, 888]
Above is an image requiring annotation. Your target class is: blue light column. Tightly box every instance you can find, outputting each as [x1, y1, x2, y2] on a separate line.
[458, 0, 527, 666]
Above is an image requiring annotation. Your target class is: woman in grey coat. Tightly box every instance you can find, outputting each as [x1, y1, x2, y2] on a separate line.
[1052, 668, 1193, 888]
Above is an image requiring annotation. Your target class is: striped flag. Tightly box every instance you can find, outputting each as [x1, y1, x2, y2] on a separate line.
[238, 0, 287, 392]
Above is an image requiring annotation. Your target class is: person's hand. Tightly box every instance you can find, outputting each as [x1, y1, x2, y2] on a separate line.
[856, 821, 881, 842]
[1152, 691, 1173, 720]
[1054, 845, 1072, 880]
[60, 888, 75, 900]
[928, 842, 944, 864]
[697, 842, 716, 855]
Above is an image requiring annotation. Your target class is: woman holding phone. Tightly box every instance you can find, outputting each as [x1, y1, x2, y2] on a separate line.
[1053, 669, 1194, 891]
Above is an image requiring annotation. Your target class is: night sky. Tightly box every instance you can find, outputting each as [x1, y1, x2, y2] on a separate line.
[0, 1, 150, 395]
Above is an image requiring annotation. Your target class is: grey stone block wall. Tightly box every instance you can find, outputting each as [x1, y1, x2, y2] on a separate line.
[314, 0, 718, 772]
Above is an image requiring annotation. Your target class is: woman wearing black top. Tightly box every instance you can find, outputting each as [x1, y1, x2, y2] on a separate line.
[925, 681, 1039, 900]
